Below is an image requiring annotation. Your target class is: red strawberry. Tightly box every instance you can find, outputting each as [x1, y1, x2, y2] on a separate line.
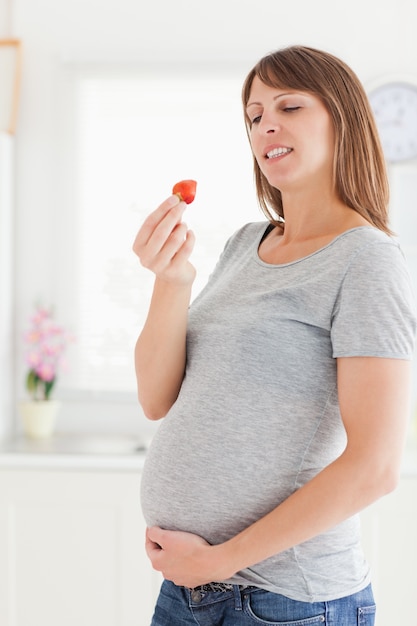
[172, 179, 197, 204]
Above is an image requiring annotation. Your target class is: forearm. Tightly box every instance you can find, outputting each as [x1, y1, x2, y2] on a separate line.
[146, 448, 398, 588]
[215, 358, 411, 579]
[216, 447, 399, 579]
[135, 278, 192, 420]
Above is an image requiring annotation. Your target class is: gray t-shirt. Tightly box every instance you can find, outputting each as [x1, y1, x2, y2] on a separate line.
[141, 222, 416, 602]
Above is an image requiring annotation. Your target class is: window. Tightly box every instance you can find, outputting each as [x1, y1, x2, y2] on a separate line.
[57, 67, 260, 396]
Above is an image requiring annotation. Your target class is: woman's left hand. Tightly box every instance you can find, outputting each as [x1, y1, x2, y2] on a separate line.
[145, 526, 230, 588]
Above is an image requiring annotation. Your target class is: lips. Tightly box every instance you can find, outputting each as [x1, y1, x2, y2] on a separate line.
[265, 146, 293, 159]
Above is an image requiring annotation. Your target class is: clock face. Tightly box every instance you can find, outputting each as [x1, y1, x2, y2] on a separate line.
[368, 82, 417, 163]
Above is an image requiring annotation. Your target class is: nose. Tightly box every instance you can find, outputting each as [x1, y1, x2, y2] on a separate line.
[258, 111, 281, 135]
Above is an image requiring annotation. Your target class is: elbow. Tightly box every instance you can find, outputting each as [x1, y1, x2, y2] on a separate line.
[366, 461, 401, 501]
[143, 407, 166, 422]
[347, 451, 402, 504]
[137, 391, 172, 421]
[378, 465, 401, 497]
[138, 397, 167, 421]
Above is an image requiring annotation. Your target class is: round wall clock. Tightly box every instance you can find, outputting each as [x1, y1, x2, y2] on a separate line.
[368, 81, 417, 163]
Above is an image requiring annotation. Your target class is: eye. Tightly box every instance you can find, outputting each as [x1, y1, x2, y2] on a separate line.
[251, 114, 262, 125]
[283, 106, 301, 113]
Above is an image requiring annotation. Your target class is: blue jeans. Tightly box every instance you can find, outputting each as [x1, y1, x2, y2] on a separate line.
[150, 580, 376, 625]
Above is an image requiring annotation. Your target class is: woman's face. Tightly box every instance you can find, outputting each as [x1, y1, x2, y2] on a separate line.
[246, 76, 336, 195]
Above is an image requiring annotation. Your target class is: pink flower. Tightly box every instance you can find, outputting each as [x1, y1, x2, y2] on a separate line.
[26, 351, 42, 368]
[25, 330, 41, 344]
[36, 362, 56, 382]
[30, 308, 50, 326]
[24, 305, 73, 400]
[42, 343, 60, 357]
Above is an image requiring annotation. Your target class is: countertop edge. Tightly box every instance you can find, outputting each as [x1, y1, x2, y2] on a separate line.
[0, 432, 147, 471]
[0, 452, 146, 471]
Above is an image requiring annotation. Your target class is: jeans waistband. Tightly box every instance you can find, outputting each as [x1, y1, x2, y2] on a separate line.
[191, 582, 248, 593]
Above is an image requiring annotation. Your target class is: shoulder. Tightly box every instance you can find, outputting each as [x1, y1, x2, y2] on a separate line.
[337, 226, 398, 251]
[332, 228, 416, 358]
[336, 227, 412, 291]
[331, 227, 405, 272]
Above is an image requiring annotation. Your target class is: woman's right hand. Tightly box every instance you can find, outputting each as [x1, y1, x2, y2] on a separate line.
[132, 194, 196, 286]
[133, 194, 196, 419]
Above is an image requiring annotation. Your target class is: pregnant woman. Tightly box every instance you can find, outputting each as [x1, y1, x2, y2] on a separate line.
[133, 45, 416, 626]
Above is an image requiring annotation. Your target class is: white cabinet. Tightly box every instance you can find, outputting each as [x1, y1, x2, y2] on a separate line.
[360, 474, 417, 626]
[0, 465, 415, 626]
[0, 469, 161, 626]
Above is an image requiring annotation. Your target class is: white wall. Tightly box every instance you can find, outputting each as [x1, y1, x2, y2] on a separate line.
[11, 0, 417, 308]
[5, 0, 417, 434]
[11, 0, 417, 301]
[0, 135, 14, 439]
[0, 0, 11, 36]
[0, 3, 14, 438]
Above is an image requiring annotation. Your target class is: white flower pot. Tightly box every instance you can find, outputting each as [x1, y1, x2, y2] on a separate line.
[19, 400, 61, 439]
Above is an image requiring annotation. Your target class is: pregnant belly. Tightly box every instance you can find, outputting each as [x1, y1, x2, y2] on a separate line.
[140, 419, 292, 545]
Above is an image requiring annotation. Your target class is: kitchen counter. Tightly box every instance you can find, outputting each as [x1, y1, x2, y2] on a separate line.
[0, 432, 148, 471]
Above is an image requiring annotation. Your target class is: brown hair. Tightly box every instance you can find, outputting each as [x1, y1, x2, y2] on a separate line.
[242, 45, 392, 234]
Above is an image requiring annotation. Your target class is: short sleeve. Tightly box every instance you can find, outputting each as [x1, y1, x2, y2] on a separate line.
[331, 241, 416, 359]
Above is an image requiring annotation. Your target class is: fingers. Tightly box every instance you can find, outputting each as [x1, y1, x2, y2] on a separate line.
[145, 527, 164, 567]
[174, 229, 196, 263]
[132, 195, 195, 281]
[133, 195, 183, 254]
[154, 221, 189, 265]
[145, 527, 214, 586]
[146, 526, 165, 547]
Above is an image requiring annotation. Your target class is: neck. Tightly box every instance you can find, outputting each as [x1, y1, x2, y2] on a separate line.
[279, 191, 363, 243]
